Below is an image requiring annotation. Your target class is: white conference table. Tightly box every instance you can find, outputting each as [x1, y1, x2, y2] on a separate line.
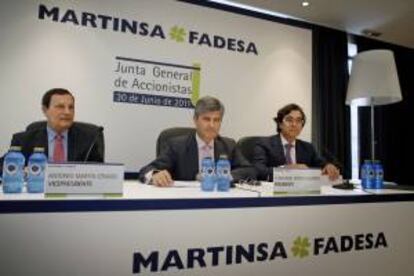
[1, 180, 412, 200]
[0, 181, 414, 276]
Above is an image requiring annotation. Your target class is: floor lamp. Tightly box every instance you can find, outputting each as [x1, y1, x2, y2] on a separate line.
[346, 49, 402, 161]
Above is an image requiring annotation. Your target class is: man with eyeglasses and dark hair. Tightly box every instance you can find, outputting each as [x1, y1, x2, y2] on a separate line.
[253, 103, 340, 181]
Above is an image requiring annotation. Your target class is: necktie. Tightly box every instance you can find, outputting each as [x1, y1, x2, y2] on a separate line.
[53, 135, 65, 162]
[285, 143, 293, 165]
[201, 144, 213, 159]
[199, 144, 213, 171]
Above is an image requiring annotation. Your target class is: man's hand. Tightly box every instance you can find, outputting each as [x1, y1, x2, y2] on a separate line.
[322, 163, 340, 181]
[151, 170, 174, 187]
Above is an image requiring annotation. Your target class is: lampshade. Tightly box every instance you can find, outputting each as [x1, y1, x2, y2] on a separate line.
[346, 49, 402, 106]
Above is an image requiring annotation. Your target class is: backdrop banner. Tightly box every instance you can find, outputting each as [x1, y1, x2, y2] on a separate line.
[0, 0, 312, 171]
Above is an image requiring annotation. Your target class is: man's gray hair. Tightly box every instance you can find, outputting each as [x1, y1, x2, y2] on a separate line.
[194, 96, 225, 118]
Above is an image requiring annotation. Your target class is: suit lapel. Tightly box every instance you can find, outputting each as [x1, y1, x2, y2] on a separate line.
[295, 140, 305, 164]
[272, 135, 287, 164]
[214, 137, 221, 161]
[39, 128, 49, 156]
[31, 127, 48, 158]
[67, 126, 75, 161]
[214, 136, 231, 161]
[185, 133, 199, 176]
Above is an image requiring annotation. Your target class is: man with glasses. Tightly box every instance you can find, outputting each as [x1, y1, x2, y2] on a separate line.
[253, 103, 340, 181]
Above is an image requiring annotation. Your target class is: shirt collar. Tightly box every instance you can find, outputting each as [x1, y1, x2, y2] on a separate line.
[280, 134, 295, 147]
[47, 126, 69, 143]
[195, 133, 214, 149]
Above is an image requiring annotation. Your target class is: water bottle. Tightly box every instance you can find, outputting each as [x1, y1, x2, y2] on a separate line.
[361, 160, 374, 189]
[201, 157, 215, 191]
[2, 146, 25, 193]
[216, 154, 231, 192]
[27, 147, 47, 193]
[372, 160, 384, 189]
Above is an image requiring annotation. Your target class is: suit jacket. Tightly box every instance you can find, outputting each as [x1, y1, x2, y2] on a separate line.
[138, 133, 256, 183]
[253, 134, 326, 181]
[1, 122, 104, 174]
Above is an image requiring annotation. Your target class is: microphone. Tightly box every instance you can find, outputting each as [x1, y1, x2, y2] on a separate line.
[332, 179, 354, 190]
[84, 126, 104, 162]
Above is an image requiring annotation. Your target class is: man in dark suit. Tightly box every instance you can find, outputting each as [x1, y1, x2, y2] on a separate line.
[1, 88, 104, 173]
[138, 96, 255, 186]
[253, 103, 339, 181]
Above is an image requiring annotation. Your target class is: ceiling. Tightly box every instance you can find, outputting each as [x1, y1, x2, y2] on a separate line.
[217, 0, 414, 49]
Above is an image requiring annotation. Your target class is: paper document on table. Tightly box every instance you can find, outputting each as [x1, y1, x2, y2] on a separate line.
[172, 181, 201, 188]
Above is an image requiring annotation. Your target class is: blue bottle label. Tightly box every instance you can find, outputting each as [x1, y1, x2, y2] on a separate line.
[2, 152, 25, 193]
[29, 163, 43, 176]
[5, 162, 19, 175]
[373, 163, 384, 189]
[201, 158, 215, 191]
[216, 159, 231, 192]
[361, 162, 374, 189]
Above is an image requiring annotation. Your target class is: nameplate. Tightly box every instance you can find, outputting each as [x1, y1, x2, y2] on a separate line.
[273, 168, 327, 193]
[45, 163, 124, 195]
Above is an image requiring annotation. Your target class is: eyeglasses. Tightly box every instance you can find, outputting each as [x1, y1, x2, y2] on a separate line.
[238, 179, 262, 186]
[283, 116, 304, 125]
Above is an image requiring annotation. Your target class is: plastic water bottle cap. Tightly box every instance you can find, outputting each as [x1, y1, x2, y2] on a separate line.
[219, 154, 228, 159]
[33, 147, 46, 153]
[9, 146, 22, 151]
